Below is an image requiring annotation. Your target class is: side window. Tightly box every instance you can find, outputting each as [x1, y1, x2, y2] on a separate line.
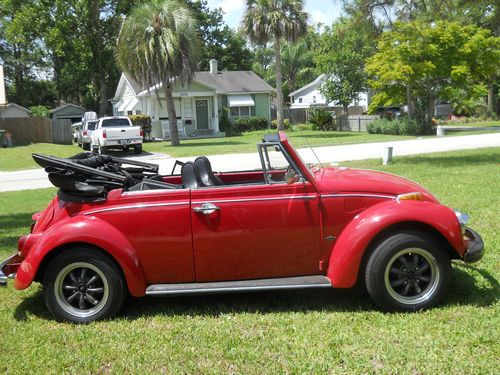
[258, 143, 302, 185]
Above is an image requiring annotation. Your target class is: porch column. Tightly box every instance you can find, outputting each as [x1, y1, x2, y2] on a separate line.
[213, 94, 219, 132]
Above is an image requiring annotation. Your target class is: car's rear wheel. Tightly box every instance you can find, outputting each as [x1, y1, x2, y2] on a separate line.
[43, 248, 126, 323]
[98, 144, 106, 155]
[134, 145, 142, 154]
[365, 231, 451, 312]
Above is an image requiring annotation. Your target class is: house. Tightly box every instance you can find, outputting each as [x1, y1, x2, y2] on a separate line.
[0, 65, 30, 118]
[112, 60, 275, 139]
[289, 74, 369, 115]
[50, 103, 87, 123]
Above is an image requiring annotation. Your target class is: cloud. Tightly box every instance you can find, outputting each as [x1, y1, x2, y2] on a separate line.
[211, 0, 245, 14]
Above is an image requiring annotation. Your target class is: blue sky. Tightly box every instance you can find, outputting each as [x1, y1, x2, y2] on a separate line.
[205, 0, 344, 29]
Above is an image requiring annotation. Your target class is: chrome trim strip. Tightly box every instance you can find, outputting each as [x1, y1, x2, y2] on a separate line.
[320, 193, 395, 200]
[0, 253, 18, 286]
[192, 195, 316, 205]
[84, 201, 189, 215]
[145, 276, 332, 296]
[122, 189, 183, 196]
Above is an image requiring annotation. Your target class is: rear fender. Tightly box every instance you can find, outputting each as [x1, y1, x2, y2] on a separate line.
[15, 216, 147, 297]
[327, 200, 464, 288]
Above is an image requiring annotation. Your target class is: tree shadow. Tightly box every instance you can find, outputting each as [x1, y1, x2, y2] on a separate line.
[0, 213, 33, 230]
[391, 153, 498, 168]
[13, 265, 498, 322]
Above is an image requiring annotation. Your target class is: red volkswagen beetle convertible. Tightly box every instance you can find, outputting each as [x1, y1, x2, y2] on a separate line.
[1, 132, 484, 322]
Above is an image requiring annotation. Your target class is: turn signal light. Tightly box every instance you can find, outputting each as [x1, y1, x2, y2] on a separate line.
[397, 192, 423, 202]
[103, 129, 107, 139]
[140, 129, 144, 137]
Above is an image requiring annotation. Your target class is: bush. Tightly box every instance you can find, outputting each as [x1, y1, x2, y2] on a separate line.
[218, 107, 239, 136]
[296, 123, 313, 131]
[129, 115, 152, 140]
[270, 118, 291, 130]
[367, 118, 425, 135]
[309, 108, 333, 131]
[29, 105, 51, 118]
[234, 116, 269, 133]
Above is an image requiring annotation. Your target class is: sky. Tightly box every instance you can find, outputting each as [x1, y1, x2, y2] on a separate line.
[205, 0, 344, 29]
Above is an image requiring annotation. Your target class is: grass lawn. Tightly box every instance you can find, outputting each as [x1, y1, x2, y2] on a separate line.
[0, 120, 498, 171]
[0, 148, 498, 373]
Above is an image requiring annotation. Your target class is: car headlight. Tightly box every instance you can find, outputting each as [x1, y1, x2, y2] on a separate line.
[454, 210, 469, 235]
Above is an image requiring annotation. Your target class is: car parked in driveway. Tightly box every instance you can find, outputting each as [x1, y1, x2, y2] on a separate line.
[0, 132, 484, 323]
[78, 120, 98, 150]
[90, 116, 143, 155]
[71, 122, 82, 143]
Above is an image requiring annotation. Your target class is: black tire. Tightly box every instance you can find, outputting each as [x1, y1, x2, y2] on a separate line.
[365, 231, 451, 312]
[134, 145, 142, 154]
[43, 248, 126, 323]
[123, 146, 130, 152]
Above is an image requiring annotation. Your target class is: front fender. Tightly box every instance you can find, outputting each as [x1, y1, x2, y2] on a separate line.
[15, 215, 147, 297]
[327, 200, 464, 288]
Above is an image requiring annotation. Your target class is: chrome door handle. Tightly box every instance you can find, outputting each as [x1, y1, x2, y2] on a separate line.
[193, 202, 220, 215]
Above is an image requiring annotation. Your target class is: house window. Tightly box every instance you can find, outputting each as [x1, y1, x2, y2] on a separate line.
[229, 106, 251, 117]
[135, 110, 142, 115]
[298, 98, 303, 103]
[313, 96, 316, 104]
[127, 111, 133, 116]
[230, 107, 239, 117]
[239, 106, 250, 116]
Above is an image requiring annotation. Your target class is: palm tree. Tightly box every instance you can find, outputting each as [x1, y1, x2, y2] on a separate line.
[243, 0, 308, 131]
[116, 0, 201, 146]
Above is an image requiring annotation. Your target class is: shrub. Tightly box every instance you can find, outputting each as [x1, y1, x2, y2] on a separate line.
[296, 123, 313, 131]
[234, 116, 269, 133]
[29, 105, 51, 118]
[367, 118, 425, 135]
[270, 118, 291, 130]
[219, 107, 239, 136]
[129, 115, 152, 140]
[309, 108, 333, 131]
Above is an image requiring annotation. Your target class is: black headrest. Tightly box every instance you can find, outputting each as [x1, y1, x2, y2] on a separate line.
[181, 162, 200, 189]
[194, 156, 223, 186]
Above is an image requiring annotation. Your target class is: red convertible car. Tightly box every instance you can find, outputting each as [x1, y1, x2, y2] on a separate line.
[1, 132, 484, 322]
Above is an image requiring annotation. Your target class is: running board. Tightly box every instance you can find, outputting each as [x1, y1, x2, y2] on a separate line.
[145, 275, 332, 296]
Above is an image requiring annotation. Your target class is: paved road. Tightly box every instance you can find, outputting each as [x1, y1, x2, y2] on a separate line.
[1, 132, 499, 192]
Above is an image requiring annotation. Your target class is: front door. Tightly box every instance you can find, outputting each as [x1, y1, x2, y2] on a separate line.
[195, 100, 209, 130]
[190, 182, 322, 282]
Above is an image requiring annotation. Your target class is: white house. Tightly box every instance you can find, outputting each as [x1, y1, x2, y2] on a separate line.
[112, 60, 274, 139]
[289, 74, 369, 112]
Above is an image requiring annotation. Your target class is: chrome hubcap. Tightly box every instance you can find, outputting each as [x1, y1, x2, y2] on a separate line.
[54, 262, 109, 318]
[384, 248, 440, 305]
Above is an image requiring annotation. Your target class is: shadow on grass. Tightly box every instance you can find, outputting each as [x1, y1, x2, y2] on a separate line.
[148, 140, 247, 149]
[13, 266, 498, 322]
[390, 152, 498, 168]
[291, 133, 361, 140]
[0, 213, 32, 231]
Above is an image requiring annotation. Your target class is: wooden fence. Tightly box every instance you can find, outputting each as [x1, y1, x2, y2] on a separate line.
[0, 117, 73, 145]
[0, 117, 52, 145]
[51, 119, 73, 144]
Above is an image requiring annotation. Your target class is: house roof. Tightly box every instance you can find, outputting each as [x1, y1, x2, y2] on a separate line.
[193, 71, 274, 93]
[0, 103, 30, 113]
[49, 103, 86, 114]
[289, 74, 327, 97]
[122, 72, 144, 94]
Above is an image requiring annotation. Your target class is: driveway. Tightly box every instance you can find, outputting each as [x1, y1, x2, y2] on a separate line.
[1, 132, 499, 192]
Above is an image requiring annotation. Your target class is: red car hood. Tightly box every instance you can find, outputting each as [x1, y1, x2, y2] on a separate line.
[315, 167, 438, 202]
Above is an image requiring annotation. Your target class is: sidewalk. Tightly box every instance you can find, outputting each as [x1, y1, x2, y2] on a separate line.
[1, 132, 499, 192]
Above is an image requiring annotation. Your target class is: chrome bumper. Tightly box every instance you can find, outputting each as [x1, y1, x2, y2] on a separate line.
[463, 228, 485, 263]
[0, 253, 20, 286]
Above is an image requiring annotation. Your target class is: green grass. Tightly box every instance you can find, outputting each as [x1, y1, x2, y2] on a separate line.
[0, 148, 498, 373]
[1, 120, 499, 171]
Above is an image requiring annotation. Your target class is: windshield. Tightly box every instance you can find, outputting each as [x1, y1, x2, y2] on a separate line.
[285, 136, 318, 178]
[86, 121, 97, 131]
[101, 118, 131, 127]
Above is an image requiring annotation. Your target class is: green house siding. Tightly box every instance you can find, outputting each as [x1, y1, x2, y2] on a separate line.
[254, 93, 270, 122]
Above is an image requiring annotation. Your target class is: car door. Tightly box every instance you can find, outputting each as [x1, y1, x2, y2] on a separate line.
[190, 179, 322, 282]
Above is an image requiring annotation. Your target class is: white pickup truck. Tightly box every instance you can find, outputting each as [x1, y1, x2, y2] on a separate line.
[90, 116, 143, 154]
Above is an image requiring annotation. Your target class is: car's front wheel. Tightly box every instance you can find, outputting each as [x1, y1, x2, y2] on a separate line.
[365, 231, 451, 312]
[43, 248, 126, 323]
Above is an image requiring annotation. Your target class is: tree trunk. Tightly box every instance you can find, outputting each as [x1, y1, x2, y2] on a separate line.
[425, 92, 435, 132]
[342, 104, 349, 131]
[407, 83, 414, 120]
[164, 83, 180, 146]
[90, 0, 107, 116]
[274, 35, 285, 131]
[487, 82, 494, 114]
